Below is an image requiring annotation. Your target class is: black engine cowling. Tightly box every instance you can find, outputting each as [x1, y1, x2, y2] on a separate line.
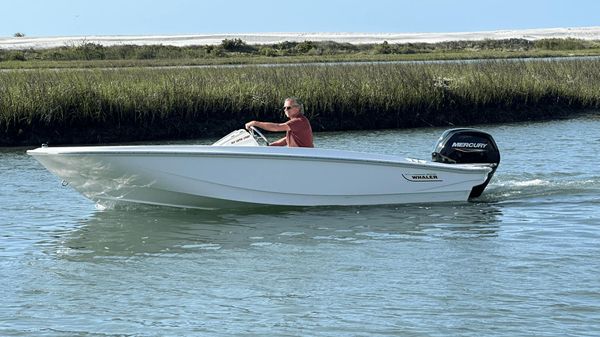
[432, 128, 500, 198]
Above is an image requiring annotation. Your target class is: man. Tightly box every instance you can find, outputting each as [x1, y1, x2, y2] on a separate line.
[245, 97, 314, 147]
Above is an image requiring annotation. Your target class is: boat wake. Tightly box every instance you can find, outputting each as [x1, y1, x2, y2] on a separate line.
[479, 176, 600, 203]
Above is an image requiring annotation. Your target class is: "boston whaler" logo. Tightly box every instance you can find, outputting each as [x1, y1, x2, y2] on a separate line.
[402, 173, 443, 182]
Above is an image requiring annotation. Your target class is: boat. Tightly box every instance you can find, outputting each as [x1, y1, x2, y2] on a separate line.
[27, 128, 500, 209]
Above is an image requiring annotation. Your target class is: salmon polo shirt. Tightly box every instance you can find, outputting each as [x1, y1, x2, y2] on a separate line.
[285, 115, 314, 148]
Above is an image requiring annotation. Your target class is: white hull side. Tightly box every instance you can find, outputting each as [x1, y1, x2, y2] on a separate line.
[28, 146, 492, 209]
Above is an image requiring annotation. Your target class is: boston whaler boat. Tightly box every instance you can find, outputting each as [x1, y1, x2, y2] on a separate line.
[27, 128, 500, 209]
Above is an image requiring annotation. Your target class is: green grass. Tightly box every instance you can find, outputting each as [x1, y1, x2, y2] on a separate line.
[2, 38, 600, 69]
[2, 48, 600, 70]
[1, 58, 599, 146]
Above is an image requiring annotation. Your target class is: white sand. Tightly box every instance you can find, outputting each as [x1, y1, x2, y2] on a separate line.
[1, 26, 600, 50]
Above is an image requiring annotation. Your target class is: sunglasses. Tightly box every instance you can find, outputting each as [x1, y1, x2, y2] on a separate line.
[283, 106, 296, 110]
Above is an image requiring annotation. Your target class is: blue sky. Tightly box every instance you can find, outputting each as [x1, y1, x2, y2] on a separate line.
[2, 0, 599, 37]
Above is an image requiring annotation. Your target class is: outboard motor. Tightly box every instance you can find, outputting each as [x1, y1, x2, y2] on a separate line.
[432, 128, 500, 198]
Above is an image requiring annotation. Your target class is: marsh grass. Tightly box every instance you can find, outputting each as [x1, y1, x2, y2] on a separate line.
[1, 59, 599, 145]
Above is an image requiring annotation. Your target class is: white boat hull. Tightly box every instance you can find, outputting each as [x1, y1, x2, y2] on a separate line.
[28, 145, 493, 209]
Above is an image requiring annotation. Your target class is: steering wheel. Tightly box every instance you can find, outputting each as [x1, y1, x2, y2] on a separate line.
[249, 126, 269, 146]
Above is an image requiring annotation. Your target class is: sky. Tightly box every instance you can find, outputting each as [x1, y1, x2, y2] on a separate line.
[1, 0, 599, 37]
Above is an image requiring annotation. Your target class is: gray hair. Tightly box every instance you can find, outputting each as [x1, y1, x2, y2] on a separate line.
[285, 97, 304, 115]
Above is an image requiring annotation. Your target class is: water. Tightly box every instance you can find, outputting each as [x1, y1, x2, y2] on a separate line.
[2, 115, 599, 336]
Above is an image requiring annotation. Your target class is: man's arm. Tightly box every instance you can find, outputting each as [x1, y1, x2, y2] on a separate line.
[245, 121, 290, 132]
[269, 137, 287, 146]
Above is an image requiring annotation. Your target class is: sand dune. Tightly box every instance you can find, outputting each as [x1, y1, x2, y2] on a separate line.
[1, 26, 600, 50]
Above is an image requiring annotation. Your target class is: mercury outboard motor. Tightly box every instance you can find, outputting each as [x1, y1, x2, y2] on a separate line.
[432, 128, 500, 198]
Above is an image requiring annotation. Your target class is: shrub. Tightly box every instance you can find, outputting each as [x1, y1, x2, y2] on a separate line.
[259, 46, 278, 57]
[376, 41, 392, 54]
[535, 38, 588, 50]
[220, 38, 256, 53]
[295, 41, 316, 54]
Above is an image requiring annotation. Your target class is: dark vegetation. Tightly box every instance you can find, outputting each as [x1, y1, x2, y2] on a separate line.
[1, 38, 600, 68]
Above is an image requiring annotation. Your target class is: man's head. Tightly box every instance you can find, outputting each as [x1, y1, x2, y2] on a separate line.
[283, 97, 304, 118]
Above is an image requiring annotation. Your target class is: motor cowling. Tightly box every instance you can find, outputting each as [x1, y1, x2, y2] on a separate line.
[432, 128, 500, 198]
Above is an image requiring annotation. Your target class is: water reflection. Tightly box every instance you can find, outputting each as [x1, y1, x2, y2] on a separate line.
[53, 202, 502, 260]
